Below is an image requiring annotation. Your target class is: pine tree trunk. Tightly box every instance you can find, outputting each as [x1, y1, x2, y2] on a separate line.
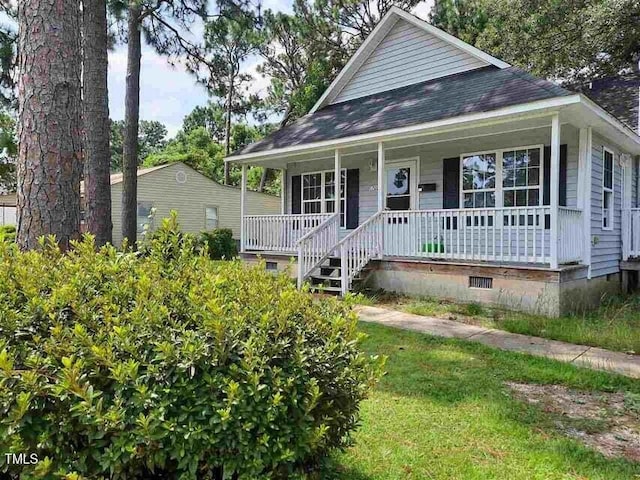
[122, 2, 142, 247]
[83, 0, 112, 247]
[223, 78, 233, 184]
[17, 0, 82, 251]
[258, 168, 268, 192]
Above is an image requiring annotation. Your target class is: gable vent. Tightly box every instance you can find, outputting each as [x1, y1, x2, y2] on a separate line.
[469, 276, 493, 289]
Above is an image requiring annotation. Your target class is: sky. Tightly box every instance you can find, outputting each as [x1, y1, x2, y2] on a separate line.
[107, 0, 435, 137]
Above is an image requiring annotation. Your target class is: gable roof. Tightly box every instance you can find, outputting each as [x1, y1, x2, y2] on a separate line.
[310, 6, 510, 112]
[581, 73, 640, 134]
[231, 66, 572, 157]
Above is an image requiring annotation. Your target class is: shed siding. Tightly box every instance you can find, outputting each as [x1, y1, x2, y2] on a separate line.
[111, 163, 281, 246]
[589, 134, 625, 278]
[332, 19, 488, 105]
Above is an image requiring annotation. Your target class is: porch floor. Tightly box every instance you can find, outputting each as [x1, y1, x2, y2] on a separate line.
[241, 250, 585, 273]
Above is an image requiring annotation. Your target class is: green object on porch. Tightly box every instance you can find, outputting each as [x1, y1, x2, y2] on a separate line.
[422, 242, 445, 253]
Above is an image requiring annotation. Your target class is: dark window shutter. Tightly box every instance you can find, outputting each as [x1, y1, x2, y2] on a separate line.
[443, 157, 460, 209]
[543, 144, 567, 207]
[291, 175, 301, 214]
[346, 169, 359, 229]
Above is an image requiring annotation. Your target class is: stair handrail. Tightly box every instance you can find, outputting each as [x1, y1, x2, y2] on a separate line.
[333, 211, 385, 295]
[296, 212, 340, 288]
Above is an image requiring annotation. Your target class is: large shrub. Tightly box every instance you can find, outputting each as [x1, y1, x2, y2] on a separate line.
[0, 224, 15, 243]
[200, 228, 237, 260]
[0, 217, 383, 479]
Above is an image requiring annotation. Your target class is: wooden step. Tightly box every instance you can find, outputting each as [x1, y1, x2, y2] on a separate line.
[312, 285, 342, 293]
[312, 274, 341, 281]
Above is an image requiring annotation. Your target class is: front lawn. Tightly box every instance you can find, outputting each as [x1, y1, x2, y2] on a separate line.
[355, 292, 640, 354]
[325, 322, 640, 479]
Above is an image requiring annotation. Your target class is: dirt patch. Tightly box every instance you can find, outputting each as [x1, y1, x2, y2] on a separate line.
[506, 382, 640, 462]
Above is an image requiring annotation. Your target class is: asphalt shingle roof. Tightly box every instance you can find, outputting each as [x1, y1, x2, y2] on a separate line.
[231, 66, 573, 157]
[581, 73, 640, 134]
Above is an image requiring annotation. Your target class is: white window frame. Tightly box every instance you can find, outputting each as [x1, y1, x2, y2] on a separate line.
[205, 205, 219, 230]
[300, 169, 347, 228]
[602, 146, 615, 231]
[460, 144, 544, 209]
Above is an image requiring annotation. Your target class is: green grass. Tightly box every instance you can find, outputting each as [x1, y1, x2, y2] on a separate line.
[323, 322, 640, 479]
[353, 292, 640, 354]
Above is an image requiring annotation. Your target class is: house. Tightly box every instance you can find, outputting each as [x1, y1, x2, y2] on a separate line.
[85, 162, 282, 247]
[227, 7, 640, 317]
[0, 192, 16, 226]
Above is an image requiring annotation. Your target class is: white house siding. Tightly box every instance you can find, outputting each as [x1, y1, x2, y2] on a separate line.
[331, 19, 488, 105]
[111, 163, 281, 246]
[285, 125, 581, 231]
[590, 133, 625, 278]
[634, 156, 639, 208]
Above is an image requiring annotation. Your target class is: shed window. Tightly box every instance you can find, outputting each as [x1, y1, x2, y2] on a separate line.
[205, 206, 219, 230]
[602, 148, 614, 230]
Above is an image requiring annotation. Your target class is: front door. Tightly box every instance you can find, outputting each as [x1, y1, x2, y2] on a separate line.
[384, 159, 418, 256]
[385, 160, 417, 210]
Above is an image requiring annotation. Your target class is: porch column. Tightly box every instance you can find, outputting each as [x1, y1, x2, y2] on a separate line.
[280, 168, 286, 214]
[622, 154, 633, 260]
[240, 164, 247, 253]
[550, 114, 561, 269]
[335, 149, 342, 241]
[377, 142, 385, 212]
[578, 127, 593, 276]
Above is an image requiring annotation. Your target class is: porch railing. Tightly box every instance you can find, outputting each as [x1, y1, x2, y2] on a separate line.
[337, 211, 385, 294]
[623, 208, 640, 259]
[243, 213, 333, 252]
[297, 213, 340, 288]
[558, 207, 584, 264]
[381, 206, 575, 265]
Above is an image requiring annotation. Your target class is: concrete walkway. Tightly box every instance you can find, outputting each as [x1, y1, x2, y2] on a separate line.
[356, 305, 640, 379]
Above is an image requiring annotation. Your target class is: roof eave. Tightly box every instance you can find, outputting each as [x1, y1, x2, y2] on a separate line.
[226, 95, 583, 164]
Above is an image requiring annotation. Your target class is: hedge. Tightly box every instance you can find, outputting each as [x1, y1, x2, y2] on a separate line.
[0, 215, 383, 479]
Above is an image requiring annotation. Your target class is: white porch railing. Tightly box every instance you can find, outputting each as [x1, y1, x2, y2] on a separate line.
[381, 207, 554, 264]
[297, 213, 340, 288]
[338, 211, 385, 294]
[558, 207, 584, 264]
[623, 208, 640, 259]
[243, 213, 333, 252]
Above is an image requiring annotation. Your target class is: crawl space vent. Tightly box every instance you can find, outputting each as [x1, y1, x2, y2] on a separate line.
[469, 276, 493, 289]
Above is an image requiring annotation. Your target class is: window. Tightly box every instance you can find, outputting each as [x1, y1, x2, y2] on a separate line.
[137, 201, 154, 234]
[301, 170, 347, 227]
[205, 206, 218, 230]
[386, 166, 412, 210]
[462, 152, 496, 208]
[502, 147, 542, 207]
[602, 147, 614, 230]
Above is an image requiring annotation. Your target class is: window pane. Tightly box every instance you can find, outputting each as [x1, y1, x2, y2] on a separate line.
[515, 190, 527, 206]
[529, 167, 540, 186]
[205, 207, 218, 230]
[486, 192, 495, 207]
[504, 190, 514, 207]
[515, 168, 527, 187]
[474, 192, 485, 208]
[387, 168, 410, 196]
[464, 193, 474, 208]
[529, 148, 540, 166]
[387, 196, 410, 210]
[503, 151, 515, 170]
[528, 189, 540, 206]
[304, 201, 321, 214]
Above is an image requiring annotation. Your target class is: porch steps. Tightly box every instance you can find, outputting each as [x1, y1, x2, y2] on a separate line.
[308, 256, 374, 295]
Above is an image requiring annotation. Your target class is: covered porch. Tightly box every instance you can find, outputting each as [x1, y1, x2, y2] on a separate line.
[230, 102, 636, 295]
